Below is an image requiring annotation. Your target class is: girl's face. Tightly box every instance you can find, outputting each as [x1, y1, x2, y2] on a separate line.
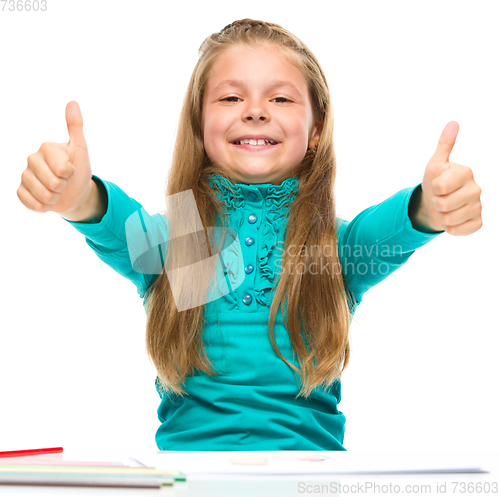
[201, 44, 321, 185]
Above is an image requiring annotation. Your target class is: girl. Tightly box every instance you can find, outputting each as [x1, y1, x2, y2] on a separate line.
[18, 19, 482, 451]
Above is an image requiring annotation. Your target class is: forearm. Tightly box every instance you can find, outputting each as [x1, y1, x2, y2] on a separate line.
[60, 178, 108, 223]
[339, 183, 445, 303]
[60, 175, 166, 300]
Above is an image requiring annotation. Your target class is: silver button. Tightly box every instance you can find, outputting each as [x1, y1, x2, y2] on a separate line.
[242, 293, 252, 305]
[248, 191, 258, 201]
[245, 264, 254, 274]
[248, 214, 257, 224]
[245, 237, 255, 246]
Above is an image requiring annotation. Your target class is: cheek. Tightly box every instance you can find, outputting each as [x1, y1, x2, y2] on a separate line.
[291, 123, 311, 149]
[288, 117, 309, 140]
[202, 119, 223, 161]
[203, 134, 215, 160]
[203, 114, 223, 142]
[289, 124, 311, 158]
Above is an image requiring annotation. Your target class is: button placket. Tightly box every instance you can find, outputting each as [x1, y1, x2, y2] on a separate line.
[206, 173, 299, 313]
[240, 189, 262, 308]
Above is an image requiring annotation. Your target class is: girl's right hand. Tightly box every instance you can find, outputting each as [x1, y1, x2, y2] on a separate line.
[17, 101, 94, 216]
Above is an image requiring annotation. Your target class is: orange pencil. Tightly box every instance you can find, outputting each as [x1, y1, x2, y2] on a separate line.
[0, 447, 63, 458]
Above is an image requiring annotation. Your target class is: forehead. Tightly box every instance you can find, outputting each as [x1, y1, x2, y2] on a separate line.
[206, 44, 308, 94]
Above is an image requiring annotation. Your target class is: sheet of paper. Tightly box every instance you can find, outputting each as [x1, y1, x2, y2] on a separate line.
[134, 450, 495, 475]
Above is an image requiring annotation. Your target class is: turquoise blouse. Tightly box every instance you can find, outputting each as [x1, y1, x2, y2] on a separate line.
[63, 173, 444, 451]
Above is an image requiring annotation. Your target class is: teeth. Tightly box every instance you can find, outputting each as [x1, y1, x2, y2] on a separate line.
[234, 139, 277, 145]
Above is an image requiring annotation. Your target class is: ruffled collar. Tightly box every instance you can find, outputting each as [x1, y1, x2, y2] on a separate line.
[207, 173, 299, 210]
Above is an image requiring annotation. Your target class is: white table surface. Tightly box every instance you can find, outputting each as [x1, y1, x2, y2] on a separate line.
[0, 450, 498, 497]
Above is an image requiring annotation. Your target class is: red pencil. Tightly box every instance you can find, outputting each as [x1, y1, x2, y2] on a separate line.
[0, 447, 63, 458]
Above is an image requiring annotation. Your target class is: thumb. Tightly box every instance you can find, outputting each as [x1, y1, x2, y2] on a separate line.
[429, 121, 459, 165]
[65, 101, 87, 150]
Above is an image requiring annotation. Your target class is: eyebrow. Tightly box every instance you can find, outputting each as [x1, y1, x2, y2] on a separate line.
[209, 79, 301, 96]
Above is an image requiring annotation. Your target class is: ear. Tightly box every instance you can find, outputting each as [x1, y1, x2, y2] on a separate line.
[308, 117, 324, 150]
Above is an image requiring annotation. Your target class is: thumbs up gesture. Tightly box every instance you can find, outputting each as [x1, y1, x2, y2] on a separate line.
[18, 101, 93, 215]
[416, 121, 483, 235]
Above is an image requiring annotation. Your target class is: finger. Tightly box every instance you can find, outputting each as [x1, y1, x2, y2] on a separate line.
[38, 143, 75, 181]
[429, 121, 459, 165]
[20, 167, 62, 208]
[66, 101, 87, 150]
[432, 163, 473, 196]
[435, 200, 479, 227]
[28, 152, 69, 194]
[431, 181, 481, 212]
[445, 217, 483, 237]
[17, 182, 52, 213]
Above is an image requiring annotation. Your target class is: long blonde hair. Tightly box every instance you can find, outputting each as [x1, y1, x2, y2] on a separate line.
[144, 18, 356, 398]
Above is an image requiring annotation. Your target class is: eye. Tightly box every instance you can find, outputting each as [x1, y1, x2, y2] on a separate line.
[221, 96, 241, 102]
[273, 97, 292, 103]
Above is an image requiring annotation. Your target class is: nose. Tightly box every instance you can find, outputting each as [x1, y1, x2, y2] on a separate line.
[243, 98, 269, 122]
[245, 114, 267, 121]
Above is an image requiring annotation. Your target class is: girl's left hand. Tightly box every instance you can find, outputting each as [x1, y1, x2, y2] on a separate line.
[420, 121, 483, 235]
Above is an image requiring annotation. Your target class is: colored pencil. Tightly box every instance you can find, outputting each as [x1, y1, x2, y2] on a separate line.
[0, 447, 63, 459]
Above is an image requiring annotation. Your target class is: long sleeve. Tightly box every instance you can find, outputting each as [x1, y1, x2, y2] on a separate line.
[62, 175, 168, 300]
[337, 183, 444, 305]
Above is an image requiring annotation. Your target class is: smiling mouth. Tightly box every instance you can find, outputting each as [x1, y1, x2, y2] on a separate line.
[232, 139, 279, 146]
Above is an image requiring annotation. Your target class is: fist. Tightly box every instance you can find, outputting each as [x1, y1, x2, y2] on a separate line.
[17, 101, 93, 215]
[420, 121, 483, 236]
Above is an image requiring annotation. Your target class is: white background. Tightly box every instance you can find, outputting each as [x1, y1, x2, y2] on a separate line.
[0, 0, 498, 453]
